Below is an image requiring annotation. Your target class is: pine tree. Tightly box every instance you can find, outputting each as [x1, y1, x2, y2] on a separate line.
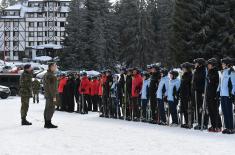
[117, 0, 157, 68]
[61, 0, 85, 70]
[200, 0, 235, 58]
[171, 0, 203, 64]
[154, 0, 175, 65]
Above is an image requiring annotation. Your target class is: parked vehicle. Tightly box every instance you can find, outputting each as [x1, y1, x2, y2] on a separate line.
[0, 85, 11, 99]
[0, 74, 20, 96]
[0, 65, 19, 73]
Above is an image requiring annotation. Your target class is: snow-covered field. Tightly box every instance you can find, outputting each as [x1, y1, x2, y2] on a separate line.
[0, 95, 235, 155]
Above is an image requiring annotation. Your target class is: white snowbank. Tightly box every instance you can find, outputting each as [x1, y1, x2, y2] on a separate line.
[0, 95, 235, 155]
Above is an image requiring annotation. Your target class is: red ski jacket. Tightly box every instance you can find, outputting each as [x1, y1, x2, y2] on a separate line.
[90, 79, 99, 96]
[79, 76, 90, 95]
[132, 74, 143, 97]
[98, 75, 107, 96]
[58, 77, 67, 93]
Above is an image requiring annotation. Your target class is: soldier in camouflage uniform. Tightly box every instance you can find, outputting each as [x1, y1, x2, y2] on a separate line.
[19, 64, 33, 126]
[43, 62, 58, 128]
[32, 78, 41, 104]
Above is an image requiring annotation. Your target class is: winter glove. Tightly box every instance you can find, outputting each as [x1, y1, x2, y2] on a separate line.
[53, 97, 56, 102]
[231, 95, 235, 104]
[163, 96, 167, 103]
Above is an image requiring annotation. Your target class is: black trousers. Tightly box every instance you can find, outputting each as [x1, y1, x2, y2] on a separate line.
[87, 95, 92, 111]
[196, 91, 209, 126]
[91, 95, 98, 111]
[150, 96, 157, 121]
[80, 94, 89, 113]
[60, 92, 67, 111]
[207, 96, 222, 128]
[131, 97, 140, 119]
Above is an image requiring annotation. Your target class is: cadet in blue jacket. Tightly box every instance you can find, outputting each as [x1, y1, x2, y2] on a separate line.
[219, 57, 235, 134]
[156, 68, 169, 125]
[140, 72, 150, 121]
[167, 70, 181, 126]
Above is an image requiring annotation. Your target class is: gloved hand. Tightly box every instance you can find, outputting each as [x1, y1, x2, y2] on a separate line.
[216, 91, 220, 100]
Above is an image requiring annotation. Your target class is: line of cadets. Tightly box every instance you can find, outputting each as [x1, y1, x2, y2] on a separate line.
[57, 57, 235, 134]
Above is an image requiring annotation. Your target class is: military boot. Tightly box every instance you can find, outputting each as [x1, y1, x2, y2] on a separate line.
[22, 118, 32, 126]
[44, 121, 58, 129]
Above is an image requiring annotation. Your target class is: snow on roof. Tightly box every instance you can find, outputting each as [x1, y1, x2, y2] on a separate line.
[32, 43, 63, 50]
[60, 6, 69, 12]
[5, 4, 22, 10]
[28, 0, 71, 2]
[33, 56, 52, 62]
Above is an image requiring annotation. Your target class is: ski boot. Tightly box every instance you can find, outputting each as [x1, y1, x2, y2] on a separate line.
[158, 121, 167, 126]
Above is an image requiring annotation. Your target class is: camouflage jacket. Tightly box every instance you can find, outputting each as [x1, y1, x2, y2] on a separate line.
[43, 70, 57, 99]
[32, 79, 41, 94]
[19, 71, 33, 97]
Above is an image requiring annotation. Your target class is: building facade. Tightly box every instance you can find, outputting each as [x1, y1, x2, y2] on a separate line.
[0, 0, 70, 61]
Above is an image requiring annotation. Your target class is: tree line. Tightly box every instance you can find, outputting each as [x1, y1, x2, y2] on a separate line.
[1, 0, 234, 70]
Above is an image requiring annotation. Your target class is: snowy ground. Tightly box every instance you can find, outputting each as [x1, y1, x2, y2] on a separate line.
[0, 95, 235, 155]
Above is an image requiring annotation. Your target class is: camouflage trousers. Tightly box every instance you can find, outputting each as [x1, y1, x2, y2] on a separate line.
[44, 97, 55, 121]
[21, 97, 30, 119]
[33, 93, 39, 103]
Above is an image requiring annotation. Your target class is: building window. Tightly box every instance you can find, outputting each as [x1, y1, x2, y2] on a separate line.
[13, 31, 19, 37]
[13, 21, 19, 27]
[49, 31, 54, 37]
[55, 22, 57, 26]
[60, 22, 65, 27]
[13, 11, 20, 16]
[37, 31, 43, 37]
[29, 41, 34, 46]
[38, 3, 43, 7]
[55, 31, 57, 36]
[29, 32, 34, 37]
[5, 41, 10, 47]
[29, 22, 34, 27]
[34, 3, 38, 7]
[37, 13, 43, 18]
[13, 41, 19, 47]
[28, 3, 33, 7]
[4, 22, 11, 27]
[48, 21, 54, 26]
[45, 31, 47, 36]
[13, 51, 18, 56]
[37, 22, 43, 27]
[28, 13, 34, 18]
[37, 41, 43, 45]
[48, 12, 54, 17]
[49, 2, 54, 7]
[45, 22, 47, 26]
[4, 31, 10, 37]
[60, 31, 65, 37]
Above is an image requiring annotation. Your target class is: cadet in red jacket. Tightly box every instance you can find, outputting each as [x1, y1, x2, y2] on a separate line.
[58, 74, 67, 111]
[79, 72, 90, 114]
[99, 72, 107, 116]
[131, 68, 143, 121]
[90, 76, 99, 112]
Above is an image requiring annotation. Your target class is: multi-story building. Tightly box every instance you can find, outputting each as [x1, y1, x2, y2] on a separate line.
[0, 0, 70, 61]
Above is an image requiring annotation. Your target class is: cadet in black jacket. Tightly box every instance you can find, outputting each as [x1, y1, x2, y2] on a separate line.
[193, 58, 209, 130]
[103, 70, 113, 117]
[206, 58, 222, 132]
[149, 64, 161, 124]
[125, 68, 133, 120]
[180, 62, 193, 129]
